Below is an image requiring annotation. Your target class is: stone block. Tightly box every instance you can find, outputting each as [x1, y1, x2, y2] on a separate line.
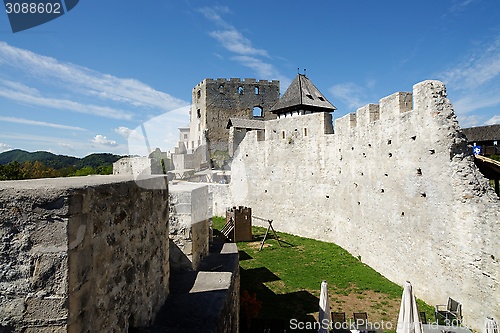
[24, 297, 67, 321]
[356, 104, 380, 127]
[30, 252, 67, 294]
[379, 91, 412, 120]
[24, 325, 66, 333]
[334, 113, 357, 135]
[30, 218, 67, 249]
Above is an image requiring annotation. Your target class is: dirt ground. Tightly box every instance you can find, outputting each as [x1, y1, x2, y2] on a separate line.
[313, 289, 401, 329]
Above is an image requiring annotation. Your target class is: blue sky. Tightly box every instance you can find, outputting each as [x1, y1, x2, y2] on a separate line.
[0, 0, 499, 157]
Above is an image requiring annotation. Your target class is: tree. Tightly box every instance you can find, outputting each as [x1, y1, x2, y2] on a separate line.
[0, 161, 21, 180]
[72, 166, 95, 176]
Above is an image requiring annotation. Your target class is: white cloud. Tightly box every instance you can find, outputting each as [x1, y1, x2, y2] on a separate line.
[329, 83, 368, 111]
[0, 78, 40, 95]
[232, 55, 291, 88]
[198, 6, 231, 28]
[484, 115, 500, 125]
[452, 94, 500, 115]
[0, 143, 12, 152]
[457, 114, 481, 128]
[0, 133, 127, 157]
[0, 42, 189, 114]
[199, 6, 291, 84]
[0, 116, 85, 131]
[439, 37, 500, 90]
[58, 143, 74, 150]
[446, 0, 478, 16]
[209, 30, 269, 57]
[114, 126, 134, 138]
[0, 86, 133, 120]
[200, 6, 268, 58]
[91, 135, 117, 147]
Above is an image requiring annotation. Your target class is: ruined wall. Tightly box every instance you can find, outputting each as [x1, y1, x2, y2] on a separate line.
[0, 175, 170, 332]
[224, 80, 499, 330]
[190, 78, 280, 163]
[113, 157, 163, 176]
[169, 182, 210, 271]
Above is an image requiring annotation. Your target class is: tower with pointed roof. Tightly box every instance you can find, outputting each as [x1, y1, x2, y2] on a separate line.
[270, 74, 336, 118]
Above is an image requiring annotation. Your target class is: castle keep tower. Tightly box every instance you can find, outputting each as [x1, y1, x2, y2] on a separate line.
[189, 78, 280, 167]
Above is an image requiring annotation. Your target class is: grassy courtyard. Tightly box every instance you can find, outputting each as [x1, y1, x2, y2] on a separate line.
[212, 217, 434, 332]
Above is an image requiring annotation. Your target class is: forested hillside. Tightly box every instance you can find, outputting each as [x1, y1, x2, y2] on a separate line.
[0, 149, 124, 180]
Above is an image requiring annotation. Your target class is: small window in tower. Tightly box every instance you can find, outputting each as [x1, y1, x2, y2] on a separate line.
[255, 86, 259, 95]
[238, 86, 244, 95]
[183, 134, 188, 140]
[253, 106, 263, 118]
[306, 94, 313, 100]
[197, 109, 201, 118]
[197, 90, 201, 99]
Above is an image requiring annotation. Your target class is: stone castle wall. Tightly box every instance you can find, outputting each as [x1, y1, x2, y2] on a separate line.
[169, 183, 210, 271]
[113, 157, 163, 176]
[0, 175, 170, 332]
[190, 78, 280, 163]
[220, 80, 499, 330]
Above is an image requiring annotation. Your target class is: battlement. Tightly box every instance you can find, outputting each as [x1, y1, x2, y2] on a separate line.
[335, 89, 414, 134]
[194, 78, 280, 89]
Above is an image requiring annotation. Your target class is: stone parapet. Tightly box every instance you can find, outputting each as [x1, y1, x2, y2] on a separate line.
[0, 175, 170, 332]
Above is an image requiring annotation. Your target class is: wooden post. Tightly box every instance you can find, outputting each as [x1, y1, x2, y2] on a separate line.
[253, 216, 282, 251]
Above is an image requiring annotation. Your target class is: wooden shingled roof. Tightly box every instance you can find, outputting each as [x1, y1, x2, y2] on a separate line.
[462, 124, 500, 142]
[270, 74, 336, 114]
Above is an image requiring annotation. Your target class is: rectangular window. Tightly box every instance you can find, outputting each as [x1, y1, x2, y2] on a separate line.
[282, 131, 285, 139]
[304, 128, 308, 136]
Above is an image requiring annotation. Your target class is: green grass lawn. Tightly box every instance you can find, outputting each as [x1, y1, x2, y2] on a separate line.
[212, 217, 435, 332]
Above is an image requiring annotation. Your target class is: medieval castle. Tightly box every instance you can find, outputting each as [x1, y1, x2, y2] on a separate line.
[1, 74, 498, 332]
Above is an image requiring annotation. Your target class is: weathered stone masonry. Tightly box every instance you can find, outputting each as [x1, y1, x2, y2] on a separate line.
[190, 78, 280, 168]
[218, 80, 499, 330]
[0, 175, 170, 332]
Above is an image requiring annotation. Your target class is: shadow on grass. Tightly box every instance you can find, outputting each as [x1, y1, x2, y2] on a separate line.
[240, 266, 318, 333]
[239, 250, 253, 261]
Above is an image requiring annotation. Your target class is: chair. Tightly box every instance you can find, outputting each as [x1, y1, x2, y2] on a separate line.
[435, 298, 462, 324]
[331, 312, 346, 329]
[353, 312, 368, 327]
[419, 311, 427, 324]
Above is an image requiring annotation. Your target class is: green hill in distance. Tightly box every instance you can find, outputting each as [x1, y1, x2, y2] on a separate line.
[0, 149, 123, 169]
